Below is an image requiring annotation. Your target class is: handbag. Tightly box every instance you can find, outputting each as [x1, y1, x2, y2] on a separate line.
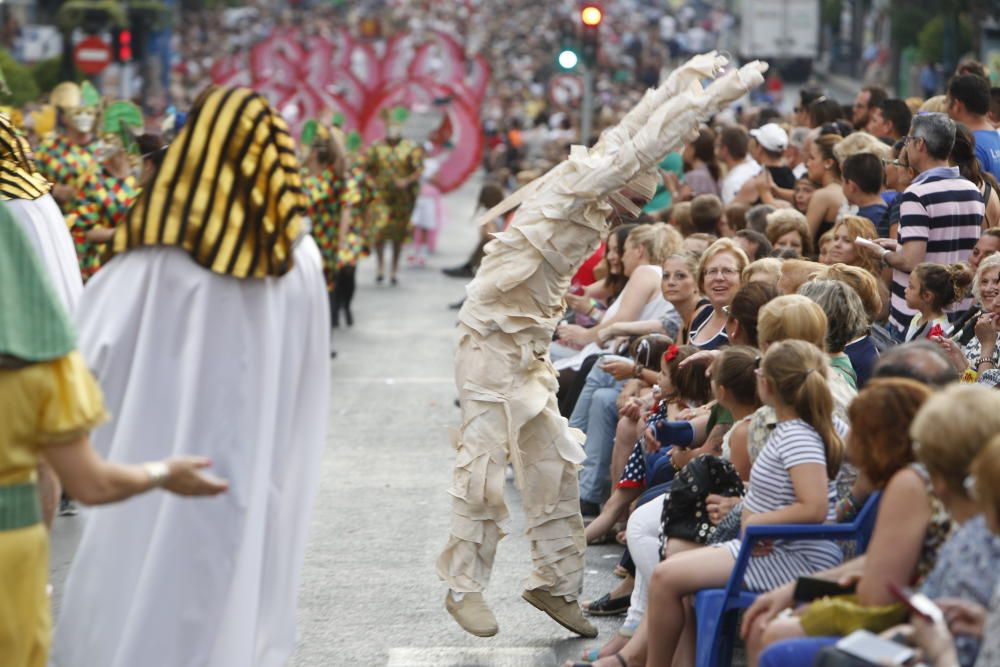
[659, 454, 743, 556]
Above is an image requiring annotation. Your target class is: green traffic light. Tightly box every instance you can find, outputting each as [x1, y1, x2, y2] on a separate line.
[558, 49, 579, 70]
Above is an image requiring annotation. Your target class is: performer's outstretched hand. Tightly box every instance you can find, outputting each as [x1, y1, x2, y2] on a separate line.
[162, 456, 230, 496]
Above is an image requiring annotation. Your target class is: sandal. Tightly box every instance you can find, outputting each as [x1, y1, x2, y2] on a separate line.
[568, 653, 627, 667]
[582, 593, 629, 616]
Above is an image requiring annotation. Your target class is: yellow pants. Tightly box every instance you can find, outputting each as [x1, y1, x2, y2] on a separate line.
[0, 523, 49, 667]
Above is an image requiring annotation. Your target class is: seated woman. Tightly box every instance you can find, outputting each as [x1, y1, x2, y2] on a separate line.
[689, 238, 748, 350]
[748, 383, 1000, 667]
[554, 223, 681, 368]
[898, 432, 1000, 667]
[817, 263, 888, 380]
[558, 224, 635, 415]
[563, 223, 633, 331]
[596, 251, 706, 347]
[932, 255, 1000, 387]
[798, 279, 867, 390]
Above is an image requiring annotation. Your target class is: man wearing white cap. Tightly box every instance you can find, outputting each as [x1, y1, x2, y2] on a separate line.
[733, 122, 796, 205]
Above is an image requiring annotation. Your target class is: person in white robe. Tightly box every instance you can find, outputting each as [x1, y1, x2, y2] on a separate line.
[0, 113, 82, 314]
[51, 86, 330, 667]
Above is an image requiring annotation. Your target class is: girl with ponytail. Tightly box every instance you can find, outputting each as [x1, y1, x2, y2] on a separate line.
[903, 262, 975, 342]
[638, 339, 847, 667]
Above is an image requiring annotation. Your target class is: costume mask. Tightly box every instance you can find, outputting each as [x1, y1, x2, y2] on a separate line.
[70, 108, 97, 134]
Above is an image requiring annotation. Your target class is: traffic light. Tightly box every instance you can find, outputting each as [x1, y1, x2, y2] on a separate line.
[579, 2, 603, 67]
[558, 48, 579, 71]
[112, 28, 133, 62]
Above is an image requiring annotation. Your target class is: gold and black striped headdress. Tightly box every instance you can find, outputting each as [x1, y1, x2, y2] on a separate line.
[112, 86, 306, 279]
[0, 114, 51, 201]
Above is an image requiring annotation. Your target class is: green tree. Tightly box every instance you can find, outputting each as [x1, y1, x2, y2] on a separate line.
[0, 50, 40, 107]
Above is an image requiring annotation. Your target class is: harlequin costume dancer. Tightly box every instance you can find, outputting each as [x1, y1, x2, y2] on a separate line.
[301, 118, 363, 332]
[34, 81, 99, 211]
[64, 101, 143, 283]
[51, 86, 330, 667]
[437, 53, 767, 639]
[364, 107, 423, 285]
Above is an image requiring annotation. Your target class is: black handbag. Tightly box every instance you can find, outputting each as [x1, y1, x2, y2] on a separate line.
[659, 454, 743, 557]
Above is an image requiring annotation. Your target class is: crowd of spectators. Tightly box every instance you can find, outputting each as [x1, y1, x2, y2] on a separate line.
[451, 53, 1000, 667]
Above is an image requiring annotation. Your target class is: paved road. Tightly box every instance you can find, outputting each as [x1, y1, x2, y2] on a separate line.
[50, 173, 625, 666]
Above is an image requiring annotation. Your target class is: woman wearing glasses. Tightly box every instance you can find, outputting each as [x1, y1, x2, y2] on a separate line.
[689, 239, 749, 350]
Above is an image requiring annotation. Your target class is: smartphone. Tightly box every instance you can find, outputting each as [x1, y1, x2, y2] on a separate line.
[853, 237, 886, 253]
[793, 576, 856, 603]
[887, 582, 944, 624]
[835, 630, 915, 665]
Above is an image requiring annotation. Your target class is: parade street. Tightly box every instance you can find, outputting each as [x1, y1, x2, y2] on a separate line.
[48, 175, 623, 667]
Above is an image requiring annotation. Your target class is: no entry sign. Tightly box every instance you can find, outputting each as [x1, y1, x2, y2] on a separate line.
[73, 36, 112, 75]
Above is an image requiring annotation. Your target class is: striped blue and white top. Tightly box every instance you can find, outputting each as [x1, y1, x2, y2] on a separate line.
[718, 417, 848, 591]
[889, 166, 983, 334]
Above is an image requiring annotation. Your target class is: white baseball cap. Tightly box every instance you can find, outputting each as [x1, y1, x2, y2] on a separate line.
[749, 123, 789, 152]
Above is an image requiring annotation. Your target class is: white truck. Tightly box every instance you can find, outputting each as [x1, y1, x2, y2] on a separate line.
[738, 0, 820, 79]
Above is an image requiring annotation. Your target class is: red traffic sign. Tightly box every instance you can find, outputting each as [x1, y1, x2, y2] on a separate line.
[73, 36, 112, 75]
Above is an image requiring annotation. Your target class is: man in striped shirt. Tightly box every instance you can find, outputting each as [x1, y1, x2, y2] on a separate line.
[863, 113, 984, 337]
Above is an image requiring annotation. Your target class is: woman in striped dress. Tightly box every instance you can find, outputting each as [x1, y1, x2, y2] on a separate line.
[643, 339, 846, 667]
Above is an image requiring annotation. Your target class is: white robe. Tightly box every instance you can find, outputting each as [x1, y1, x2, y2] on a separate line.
[51, 236, 330, 667]
[6, 194, 82, 314]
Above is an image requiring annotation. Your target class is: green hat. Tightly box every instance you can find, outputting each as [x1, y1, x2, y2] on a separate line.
[102, 100, 143, 154]
[80, 80, 100, 107]
[300, 119, 319, 147]
[345, 130, 362, 152]
[0, 203, 76, 362]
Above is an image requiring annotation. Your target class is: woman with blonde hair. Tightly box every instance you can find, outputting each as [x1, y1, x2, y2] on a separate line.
[689, 238, 749, 349]
[766, 209, 813, 258]
[804, 134, 846, 244]
[555, 223, 681, 367]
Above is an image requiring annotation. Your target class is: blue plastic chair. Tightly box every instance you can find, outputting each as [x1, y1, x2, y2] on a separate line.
[692, 492, 882, 667]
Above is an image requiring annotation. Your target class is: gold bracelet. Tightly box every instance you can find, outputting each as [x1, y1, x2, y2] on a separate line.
[143, 461, 169, 488]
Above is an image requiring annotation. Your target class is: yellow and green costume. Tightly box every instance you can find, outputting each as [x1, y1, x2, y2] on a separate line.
[0, 204, 107, 667]
[364, 138, 423, 244]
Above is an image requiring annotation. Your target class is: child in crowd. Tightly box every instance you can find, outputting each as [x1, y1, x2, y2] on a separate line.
[841, 153, 887, 230]
[792, 177, 816, 215]
[903, 262, 974, 341]
[691, 194, 725, 236]
[584, 344, 713, 545]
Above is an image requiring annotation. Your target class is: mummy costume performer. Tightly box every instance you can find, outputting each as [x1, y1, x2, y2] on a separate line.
[437, 53, 767, 637]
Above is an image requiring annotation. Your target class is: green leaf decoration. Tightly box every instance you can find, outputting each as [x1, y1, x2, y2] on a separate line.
[331, 111, 345, 127]
[301, 119, 318, 146]
[80, 80, 100, 107]
[346, 130, 362, 152]
[390, 106, 409, 124]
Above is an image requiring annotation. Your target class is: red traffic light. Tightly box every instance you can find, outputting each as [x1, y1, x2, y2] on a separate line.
[118, 29, 133, 62]
[581, 4, 603, 27]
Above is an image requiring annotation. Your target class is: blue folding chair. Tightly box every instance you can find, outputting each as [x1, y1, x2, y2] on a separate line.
[692, 492, 882, 667]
